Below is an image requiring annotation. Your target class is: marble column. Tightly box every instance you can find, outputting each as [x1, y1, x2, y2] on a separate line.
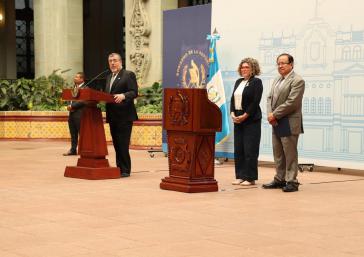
[33, 0, 83, 81]
[125, 0, 178, 87]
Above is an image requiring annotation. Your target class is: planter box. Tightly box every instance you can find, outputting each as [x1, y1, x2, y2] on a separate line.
[0, 111, 162, 150]
[130, 113, 162, 150]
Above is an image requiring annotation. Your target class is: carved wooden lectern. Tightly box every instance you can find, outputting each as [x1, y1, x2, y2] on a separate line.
[62, 88, 120, 179]
[160, 88, 222, 193]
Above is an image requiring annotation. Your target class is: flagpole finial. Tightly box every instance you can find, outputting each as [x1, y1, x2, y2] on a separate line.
[207, 28, 220, 41]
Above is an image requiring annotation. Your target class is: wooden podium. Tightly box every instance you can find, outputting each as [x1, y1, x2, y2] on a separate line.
[62, 88, 120, 179]
[160, 88, 222, 193]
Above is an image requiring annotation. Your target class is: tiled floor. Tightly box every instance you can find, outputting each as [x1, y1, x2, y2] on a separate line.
[0, 141, 364, 257]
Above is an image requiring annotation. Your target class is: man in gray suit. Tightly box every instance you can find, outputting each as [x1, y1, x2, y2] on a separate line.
[263, 53, 305, 192]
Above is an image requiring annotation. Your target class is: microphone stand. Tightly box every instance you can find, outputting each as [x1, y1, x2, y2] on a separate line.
[83, 69, 110, 90]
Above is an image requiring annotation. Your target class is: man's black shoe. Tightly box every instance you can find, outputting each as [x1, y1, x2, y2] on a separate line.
[262, 180, 286, 189]
[282, 182, 299, 192]
[63, 151, 77, 156]
[121, 173, 130, 177]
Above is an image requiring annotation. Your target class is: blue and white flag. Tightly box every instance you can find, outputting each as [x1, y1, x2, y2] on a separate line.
[206, 30, 230, 144]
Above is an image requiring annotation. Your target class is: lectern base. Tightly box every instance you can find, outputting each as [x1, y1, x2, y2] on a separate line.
[160, 176, 218, 193]
[64, 166, 120, 180]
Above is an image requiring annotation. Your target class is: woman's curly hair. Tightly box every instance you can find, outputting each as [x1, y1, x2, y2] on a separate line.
[237, 58, 261, 77]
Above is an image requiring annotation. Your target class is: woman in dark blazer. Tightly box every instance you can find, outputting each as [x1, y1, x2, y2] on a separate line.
[230, 58, 263, 186]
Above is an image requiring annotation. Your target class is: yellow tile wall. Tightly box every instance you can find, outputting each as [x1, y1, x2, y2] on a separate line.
[0, 112, 162, 148]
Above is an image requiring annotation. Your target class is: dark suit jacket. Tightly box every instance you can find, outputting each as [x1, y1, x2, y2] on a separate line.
[230, 76, 263, 124]
[104, 69, 138, 123]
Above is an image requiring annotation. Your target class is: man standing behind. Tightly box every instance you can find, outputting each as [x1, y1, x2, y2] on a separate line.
[104, 53, 138, 177]
[63, 72, 86, 156]
[263, 53, 305, 192]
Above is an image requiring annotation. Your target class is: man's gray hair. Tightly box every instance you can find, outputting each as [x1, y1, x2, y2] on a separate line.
[108, 53, 122, 61]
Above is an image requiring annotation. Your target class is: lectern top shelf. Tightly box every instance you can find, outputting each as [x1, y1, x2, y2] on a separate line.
[62, 88, 115, 103]
[163, 88, 222, 133]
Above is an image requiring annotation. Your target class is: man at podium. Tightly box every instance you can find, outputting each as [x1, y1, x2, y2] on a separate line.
[103, 53, 138, 177]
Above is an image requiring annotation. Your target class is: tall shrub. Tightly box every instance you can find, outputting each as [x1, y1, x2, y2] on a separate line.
[0, 70, 68, 111]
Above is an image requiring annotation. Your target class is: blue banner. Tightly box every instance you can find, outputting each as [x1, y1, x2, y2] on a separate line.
[162, 4, 212, 152]
[163, 5, 211, 89]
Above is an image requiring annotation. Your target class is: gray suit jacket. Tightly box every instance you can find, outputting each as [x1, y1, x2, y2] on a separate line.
[267, 71, 305, 135]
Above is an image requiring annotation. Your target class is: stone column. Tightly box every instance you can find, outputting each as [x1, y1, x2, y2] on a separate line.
[0, 0, 16, 78]
[125, 0, 178, 87]
[33, 0, 83, 81]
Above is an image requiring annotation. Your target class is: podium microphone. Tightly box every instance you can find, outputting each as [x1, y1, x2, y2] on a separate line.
[84, 69, 110, 90]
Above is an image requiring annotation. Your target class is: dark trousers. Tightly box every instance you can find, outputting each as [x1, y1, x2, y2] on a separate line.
[234, 119, 261, 181]
[109, 121, 133, 174]
[68, 111, 81, 153]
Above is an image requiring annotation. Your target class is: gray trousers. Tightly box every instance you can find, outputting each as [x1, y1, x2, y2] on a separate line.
[272, 132, 299, 183]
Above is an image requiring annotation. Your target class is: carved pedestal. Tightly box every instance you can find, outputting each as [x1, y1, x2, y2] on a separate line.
[160, 88, 222, 193]
[160, 131, 218, 192]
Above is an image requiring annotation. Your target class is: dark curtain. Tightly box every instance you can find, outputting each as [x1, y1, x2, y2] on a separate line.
[83, 0, 124, 89]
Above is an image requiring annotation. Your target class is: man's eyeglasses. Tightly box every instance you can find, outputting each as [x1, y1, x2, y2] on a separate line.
[277, 62, 290, 66]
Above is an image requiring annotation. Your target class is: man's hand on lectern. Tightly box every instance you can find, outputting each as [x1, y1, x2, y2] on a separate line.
[114, 93, 126, 103]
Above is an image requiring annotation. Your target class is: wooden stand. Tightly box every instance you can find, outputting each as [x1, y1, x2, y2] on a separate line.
[62, 88, 120, 180]
[160, 88, 222, 193]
